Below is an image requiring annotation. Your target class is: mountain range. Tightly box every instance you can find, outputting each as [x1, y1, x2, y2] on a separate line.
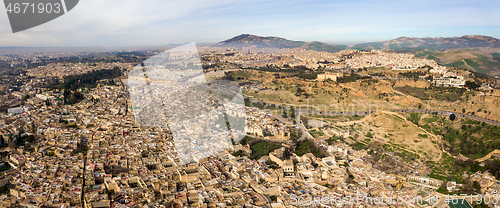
[350, 35, 500, 51]
[215, 34, 500, 76]
[215, 34, 347, 53]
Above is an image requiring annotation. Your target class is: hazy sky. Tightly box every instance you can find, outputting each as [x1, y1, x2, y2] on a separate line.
[0, 0, 499, 47]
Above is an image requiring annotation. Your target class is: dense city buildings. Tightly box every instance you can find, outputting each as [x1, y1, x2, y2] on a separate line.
[0, 45, 497, 208]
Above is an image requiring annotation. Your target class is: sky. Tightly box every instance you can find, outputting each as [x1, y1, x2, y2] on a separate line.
[0, 0, 499, 47]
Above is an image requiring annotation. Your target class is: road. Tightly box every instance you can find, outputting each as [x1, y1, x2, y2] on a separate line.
[395, 109, 500, 126]
[245, 96, 375, 116]
[245, 96, 500, 161]
[297, 120, 314, 140]
[245, 97, 500, 126]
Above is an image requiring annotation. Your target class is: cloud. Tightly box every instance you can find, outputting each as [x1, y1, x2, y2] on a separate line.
[0, 0, 499, 47]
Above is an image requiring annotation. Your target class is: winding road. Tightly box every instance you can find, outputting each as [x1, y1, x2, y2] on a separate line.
[395, 109, 500, 126]
[245, 96, 500, 126]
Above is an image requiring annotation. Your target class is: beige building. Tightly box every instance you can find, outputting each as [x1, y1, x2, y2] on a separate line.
[283, 159, 294, 177]
[316, 72, 343, 81]
[179, 166, 210, 183]
[104, 178, 121, 193]
[433, 76, 465, 87]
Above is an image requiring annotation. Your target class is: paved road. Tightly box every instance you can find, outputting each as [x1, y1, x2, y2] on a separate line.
[244, 97, 500, 126]
[395, 109, 500, 126]
[297, 120, 314, 140]
[246, 97, 374, 116]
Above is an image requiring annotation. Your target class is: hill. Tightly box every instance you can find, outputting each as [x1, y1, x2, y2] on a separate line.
[215, 34, 348, 53]
[350, 35, 500, 76]
[351, 35, 500, 51]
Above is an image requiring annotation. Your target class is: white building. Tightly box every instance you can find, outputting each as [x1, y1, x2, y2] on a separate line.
[8, 106, 28, 114]
[35, 94, 55, 100]
[321, 157, 338, 169]
[433, 76, 465, 88]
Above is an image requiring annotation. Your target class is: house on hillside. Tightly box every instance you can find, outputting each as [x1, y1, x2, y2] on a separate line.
[316, 72, 343, 82]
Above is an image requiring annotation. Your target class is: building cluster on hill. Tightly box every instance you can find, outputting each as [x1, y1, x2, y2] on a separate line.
[0, 76, 479, 208]
[0, 48, 498, 208]
[200, 48, 444, 72]
[27, 62, 133, 78]
[432, 76, 466, 88]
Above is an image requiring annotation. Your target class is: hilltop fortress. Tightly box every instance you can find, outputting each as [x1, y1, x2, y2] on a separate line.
[316, 72, 343, 81]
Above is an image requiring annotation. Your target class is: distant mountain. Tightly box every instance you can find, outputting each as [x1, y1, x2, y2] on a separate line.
[351, 35, 500, 51]
[214, 34, 500, 76]
[350, 35, 500, 76]
[215, 34, 347, 53]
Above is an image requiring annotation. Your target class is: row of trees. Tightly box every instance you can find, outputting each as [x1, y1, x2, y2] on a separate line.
[455, 158, 500, 186]
[63, 67, 123, 90]
[46, 67, 123, 90]
[397, 71, 427, 79]
[0, 132, 36, 149]
[337, 73, 371, 83]
[443, 119, 500, 158]
[63, 89, 84, 104]
[46, 67, 123, 105]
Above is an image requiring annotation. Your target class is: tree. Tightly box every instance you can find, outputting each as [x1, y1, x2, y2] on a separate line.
[465, 81, 480, 90]
[68, 97, 77, 105]
[474, 200, 489, 208]
[473, 181, 481, 193]
[326, 137, 337, 145]
[283, 147, 291, 160]
[74, 91, 84, 99]
[449, 113, 456, 121]
[265, 160, 279, 169]
[462, 109, 466, 113]
[290, 131, 298, 144]
[295, 87, 305, 96]
[8, 136, 15, 149]
[107, 190, 115, 200]
[300, 116, 308, 127]
[63, 89, 70, 104]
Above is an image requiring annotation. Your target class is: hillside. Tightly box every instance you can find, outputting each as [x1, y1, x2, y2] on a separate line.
[214, 34, 500, 76]
[351, 35, 500, 76]
[215, 34, 348, 53]
[351, 35, 500, 51]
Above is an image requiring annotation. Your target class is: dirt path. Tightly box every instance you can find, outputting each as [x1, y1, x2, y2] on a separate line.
[382, 111, 443, 162]
[462, 59, 476, 72]
[334, 110, 443, 162]
[475, 149, 500, 162]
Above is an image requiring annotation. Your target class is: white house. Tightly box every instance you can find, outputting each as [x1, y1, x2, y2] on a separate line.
[8, 106, 28, 114]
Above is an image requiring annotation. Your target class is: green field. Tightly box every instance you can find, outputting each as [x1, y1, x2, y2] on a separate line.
[410, 113, 500, 160]
[240, 136, 282, 160]
[490, 52, 500, 58]
[464, 59, 482, 68]
[294, 140, 324, 158]
[395, 86, 466, 102]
